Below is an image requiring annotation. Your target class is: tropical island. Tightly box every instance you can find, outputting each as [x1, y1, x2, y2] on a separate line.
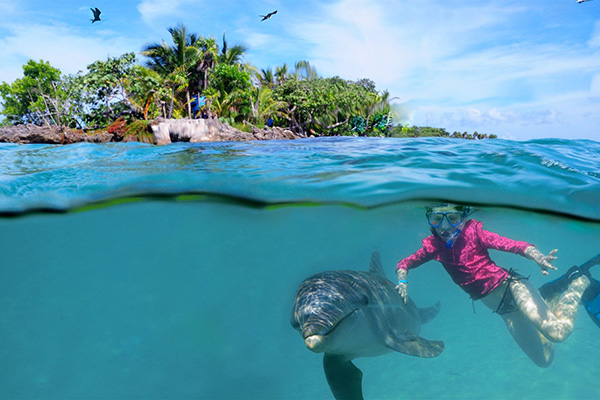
[0, 24, 496, 144]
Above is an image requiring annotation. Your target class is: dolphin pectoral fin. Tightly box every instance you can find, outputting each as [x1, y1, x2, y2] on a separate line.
[417, 301, 441, 324]
[323, 353, 364, 400]
[385, 331, 445, 358]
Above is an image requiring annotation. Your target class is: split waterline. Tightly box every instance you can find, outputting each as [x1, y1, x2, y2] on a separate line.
[1, 137, 599, 399]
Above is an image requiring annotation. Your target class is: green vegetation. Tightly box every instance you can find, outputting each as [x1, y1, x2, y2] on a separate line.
[390, 125, 497, 139]
[0, 24, 494, 139]
[0, 60, 84, 127]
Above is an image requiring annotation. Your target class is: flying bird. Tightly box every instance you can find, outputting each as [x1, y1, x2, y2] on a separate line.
[260, 10, 277, 21]
[577, 0, 593, 3]
[90, 7, 101, 23]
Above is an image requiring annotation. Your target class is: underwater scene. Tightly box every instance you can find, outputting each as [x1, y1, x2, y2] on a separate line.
[1, 137, 599, 399]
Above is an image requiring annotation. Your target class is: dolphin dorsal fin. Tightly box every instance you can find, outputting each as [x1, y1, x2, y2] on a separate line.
[369, 251, 386, 277]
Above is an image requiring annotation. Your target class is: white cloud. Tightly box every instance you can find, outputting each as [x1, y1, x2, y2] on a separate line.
[137, 0, 199, 26]
[291, 0, 524, 87]
[285, 0, 600, 140]
[243, 32, 271, 50]
[590, 73, 600, 97]
[0, 0, 16, 16]
[588, 20, 600, 48]
[0, 23, 141, 82]
[411, 95, 599, 140]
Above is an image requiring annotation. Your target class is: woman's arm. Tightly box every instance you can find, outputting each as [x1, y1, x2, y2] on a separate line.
[475, 220, 532, 255]
[524, 246, 558, 275]
[395, 243, 435, 302]
[475, 220, 558, 275]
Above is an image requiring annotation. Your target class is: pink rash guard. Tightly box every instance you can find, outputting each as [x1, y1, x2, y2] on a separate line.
[396, 220, 532, 300]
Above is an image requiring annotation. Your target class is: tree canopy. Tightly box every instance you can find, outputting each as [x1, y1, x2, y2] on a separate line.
[0, 60, 74, 126]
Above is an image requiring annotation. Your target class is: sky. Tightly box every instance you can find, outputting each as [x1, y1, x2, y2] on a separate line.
[0, 0, 599, 141]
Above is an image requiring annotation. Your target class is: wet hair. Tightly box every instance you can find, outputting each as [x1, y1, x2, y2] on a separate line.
[425, 202, 471, 215]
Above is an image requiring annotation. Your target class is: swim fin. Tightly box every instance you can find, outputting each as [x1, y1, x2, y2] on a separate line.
[538, 265, 580, 303]
[582, 278, 600, 329]
[538, 253, 600, 328]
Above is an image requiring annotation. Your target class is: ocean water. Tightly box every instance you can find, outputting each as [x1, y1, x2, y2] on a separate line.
[0, 137, 599, 399]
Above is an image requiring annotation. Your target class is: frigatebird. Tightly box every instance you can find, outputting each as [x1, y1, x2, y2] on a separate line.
[90, 7, 101, 23]
[260, 10, 277, 21]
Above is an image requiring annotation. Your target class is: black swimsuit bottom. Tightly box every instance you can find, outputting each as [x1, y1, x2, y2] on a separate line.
[495, 270, 527, 315]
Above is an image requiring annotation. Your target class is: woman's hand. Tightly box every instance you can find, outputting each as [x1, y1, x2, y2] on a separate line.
[396, 268, 409, 303]
[396, 282, 408, 303]
[525, 246, 558, 275]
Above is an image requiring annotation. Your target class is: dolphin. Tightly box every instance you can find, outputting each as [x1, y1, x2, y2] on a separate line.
[290, 251, 444, 400]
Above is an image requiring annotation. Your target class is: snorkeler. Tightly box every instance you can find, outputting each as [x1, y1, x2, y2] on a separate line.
[395, 203, 600, 367]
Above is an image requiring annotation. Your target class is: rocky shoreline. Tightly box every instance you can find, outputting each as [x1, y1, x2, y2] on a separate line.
[0, 118, 305, 145]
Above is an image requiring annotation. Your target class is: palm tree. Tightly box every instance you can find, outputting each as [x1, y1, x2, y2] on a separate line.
[204, 88, 246, 120]
[194, 37, 219, 93]
[248, 86, 287, 125]
[275, 64, 289, 85]
[257, 68, 276, 88]
[142, 24, 200, 75]
[293, 60, 318, 80]
[163, 68, 188, 118]
[141, 24, 202, 118]
[219, 33, 248, 65]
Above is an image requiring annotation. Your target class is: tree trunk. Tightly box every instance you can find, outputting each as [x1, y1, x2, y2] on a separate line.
[324, 118, 349, 130]
[168, 87, 175, 119]
[186, 89, 192, 118]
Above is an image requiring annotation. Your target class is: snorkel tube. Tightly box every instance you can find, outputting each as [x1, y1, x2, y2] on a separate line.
[444, 228, 462, 249]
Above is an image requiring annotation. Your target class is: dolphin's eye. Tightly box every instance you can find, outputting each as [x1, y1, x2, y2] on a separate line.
[360, 294, 369, 305]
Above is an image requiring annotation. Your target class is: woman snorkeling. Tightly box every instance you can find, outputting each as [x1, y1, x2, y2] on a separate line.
[395, 203, 599, 367]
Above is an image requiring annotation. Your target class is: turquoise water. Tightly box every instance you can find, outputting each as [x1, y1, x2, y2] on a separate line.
[1, 137, 599, 399]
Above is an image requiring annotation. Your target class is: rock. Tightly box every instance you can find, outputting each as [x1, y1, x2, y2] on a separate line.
[0, 119, 305, 145]
[149, 117, 252, 144]
[0, 124, 114, 144]
[251, 126, 303, 140]
[149, 118, 305, 144]
[0, 124, 67, 144]
[63, 130, 114, 144]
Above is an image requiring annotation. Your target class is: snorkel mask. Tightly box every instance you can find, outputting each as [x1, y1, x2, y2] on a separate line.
[426, 203, 471, 249]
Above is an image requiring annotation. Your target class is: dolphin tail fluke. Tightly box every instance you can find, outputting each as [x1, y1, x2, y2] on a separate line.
[418, 301, 441, 324]
[323, 353, 364, 400]
[385, 331, 444, 358]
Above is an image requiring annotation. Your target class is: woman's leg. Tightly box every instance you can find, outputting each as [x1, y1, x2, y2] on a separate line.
[509, 275, 590, 342]
[501, 312, 555, 367]
[481, 281, 554, 367]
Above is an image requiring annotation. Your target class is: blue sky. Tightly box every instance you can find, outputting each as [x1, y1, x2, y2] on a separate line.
[1, 0, 599, 140]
